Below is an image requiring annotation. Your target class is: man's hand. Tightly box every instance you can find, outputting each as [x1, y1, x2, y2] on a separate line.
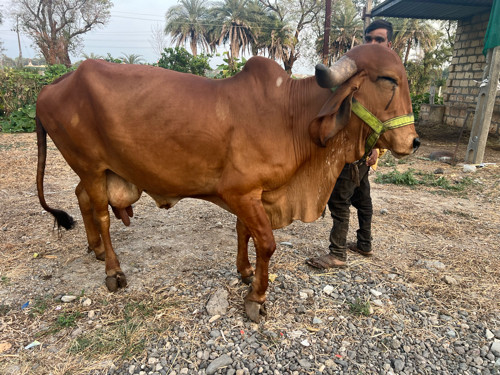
[366, 149, 379, 167]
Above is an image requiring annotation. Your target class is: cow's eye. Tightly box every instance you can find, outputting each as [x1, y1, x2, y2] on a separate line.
[379, 76, 398, 85]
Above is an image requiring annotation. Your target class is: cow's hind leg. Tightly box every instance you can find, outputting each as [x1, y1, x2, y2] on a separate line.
[236, 219, 254, 285]
[81, 175, 127, 291]
[228, 195, 276, 322]
[76, 182, 105, 260]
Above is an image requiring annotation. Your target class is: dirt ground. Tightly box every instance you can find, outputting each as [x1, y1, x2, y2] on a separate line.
[0, 123, 499, 373]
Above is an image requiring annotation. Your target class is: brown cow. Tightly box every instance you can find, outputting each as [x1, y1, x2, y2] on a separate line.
[36, 44, 419, 322]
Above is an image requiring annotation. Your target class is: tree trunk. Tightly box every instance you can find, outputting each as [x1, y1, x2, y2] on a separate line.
[283, 54, 297, 75]
[322, 0, 332, 65]
[404, 39, 412, 65]
[190, 38, 198, 56]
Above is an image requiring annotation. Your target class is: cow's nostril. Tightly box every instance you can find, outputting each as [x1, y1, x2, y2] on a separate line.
[413, 137, 421, 152]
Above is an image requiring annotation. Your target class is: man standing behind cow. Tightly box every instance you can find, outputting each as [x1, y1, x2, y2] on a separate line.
[306, 19, 393, 269]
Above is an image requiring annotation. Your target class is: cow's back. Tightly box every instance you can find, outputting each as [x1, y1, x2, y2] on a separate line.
[36, 58, 309, 202]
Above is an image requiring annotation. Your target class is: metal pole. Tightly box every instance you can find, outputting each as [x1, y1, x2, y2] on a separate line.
[465, 46, 500, 164]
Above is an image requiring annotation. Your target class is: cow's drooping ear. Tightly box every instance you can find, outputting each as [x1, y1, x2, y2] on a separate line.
[309, 72, 366, 147]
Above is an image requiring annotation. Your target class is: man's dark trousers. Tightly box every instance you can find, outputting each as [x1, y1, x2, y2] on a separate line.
[327, 163, 373, 261]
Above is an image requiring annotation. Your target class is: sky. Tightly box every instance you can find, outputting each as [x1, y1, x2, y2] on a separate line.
[0, 0, 315, 74]
[0, 0, 177, 63]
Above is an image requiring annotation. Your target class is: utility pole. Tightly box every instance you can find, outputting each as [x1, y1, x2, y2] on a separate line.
[363, 0, 372, 34]
[322, 0, 332, 65]
[465, 46, 500, 164]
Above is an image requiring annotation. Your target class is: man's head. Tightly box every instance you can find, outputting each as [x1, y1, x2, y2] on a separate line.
[364, 19, 393, 48]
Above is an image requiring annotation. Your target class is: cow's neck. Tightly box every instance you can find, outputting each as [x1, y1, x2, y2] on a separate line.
[262, 77, 367, 228]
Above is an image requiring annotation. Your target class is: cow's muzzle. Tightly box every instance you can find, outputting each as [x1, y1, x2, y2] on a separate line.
[413, 137, 421, 153]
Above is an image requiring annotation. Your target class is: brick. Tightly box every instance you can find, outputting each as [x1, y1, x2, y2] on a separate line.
[455, 117, 465, 127]
[467, 56, 478, 63]
[472, 63, 483, 71]
[456, 72, 465, 79]
[466, 47, 476, 55]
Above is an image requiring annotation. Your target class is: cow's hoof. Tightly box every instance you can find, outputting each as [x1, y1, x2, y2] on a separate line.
[244, 300, 267, 322]
[105, 272, 127, 292]
[241, 275, 254, 285]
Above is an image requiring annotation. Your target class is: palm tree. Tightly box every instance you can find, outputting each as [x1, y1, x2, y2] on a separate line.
[265, 19, 295, 62]
[165, 0, 211, 56]
[120, 53, 145, 64]
[81, 52, 104, 60]
[326, 0, 363, 62]
[259, 0, 322, 74]
[391, 18, 438, 65]
[246, 2, 294, 62]
[209, 0, 257, 60]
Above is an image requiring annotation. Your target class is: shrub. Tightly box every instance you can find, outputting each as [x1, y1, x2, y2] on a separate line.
[0, 104, 37, 132]
[0, 64, 73, 132]
[156, 47, 211, 76]
[213, 52, 246, 79]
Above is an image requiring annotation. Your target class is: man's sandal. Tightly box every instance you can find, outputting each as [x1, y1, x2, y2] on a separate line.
[306, 254, 347, 269]
[347, 243, 373, 257]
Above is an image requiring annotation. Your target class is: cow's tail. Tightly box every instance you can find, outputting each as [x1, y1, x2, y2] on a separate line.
[36, 117, 75, 230]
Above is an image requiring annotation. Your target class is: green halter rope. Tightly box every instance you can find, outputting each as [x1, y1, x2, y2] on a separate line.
[351, 98, 414, 159]
[347, 97, 414, 185]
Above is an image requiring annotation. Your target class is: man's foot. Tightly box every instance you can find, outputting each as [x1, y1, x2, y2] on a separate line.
[348, 243, 373, 257]
[306, 254, 347, 269]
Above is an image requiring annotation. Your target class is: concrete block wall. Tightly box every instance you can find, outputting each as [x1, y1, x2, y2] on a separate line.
[443, 12, 500, 134]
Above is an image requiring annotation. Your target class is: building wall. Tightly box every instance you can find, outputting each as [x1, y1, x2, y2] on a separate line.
[443, 12, 500, 134]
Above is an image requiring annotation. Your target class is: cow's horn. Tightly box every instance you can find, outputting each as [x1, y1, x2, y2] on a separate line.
[315, 56, 357, 89]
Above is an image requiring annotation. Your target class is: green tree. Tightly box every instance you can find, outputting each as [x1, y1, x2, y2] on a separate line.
[165, 0, 211, 56]
[259, 0, 322, 74]
[246, 2, 294, 62]
[156, 47, 211, 76]
[325, 0, 363, 61]
[12, 0, 113, 67]
[209, 0, 258, 61]
[390, 18, 437, 65]
[104, 53, 123, 64]
[120, 53, 145, 64]
[82, 52, 104, 60]
[405, 29, 454, 95]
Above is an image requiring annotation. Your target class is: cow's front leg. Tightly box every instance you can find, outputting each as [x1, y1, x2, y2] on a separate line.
[82, 176, 127, 291]
[236, 219, 254, 284]
[229, 195, 276, 322]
